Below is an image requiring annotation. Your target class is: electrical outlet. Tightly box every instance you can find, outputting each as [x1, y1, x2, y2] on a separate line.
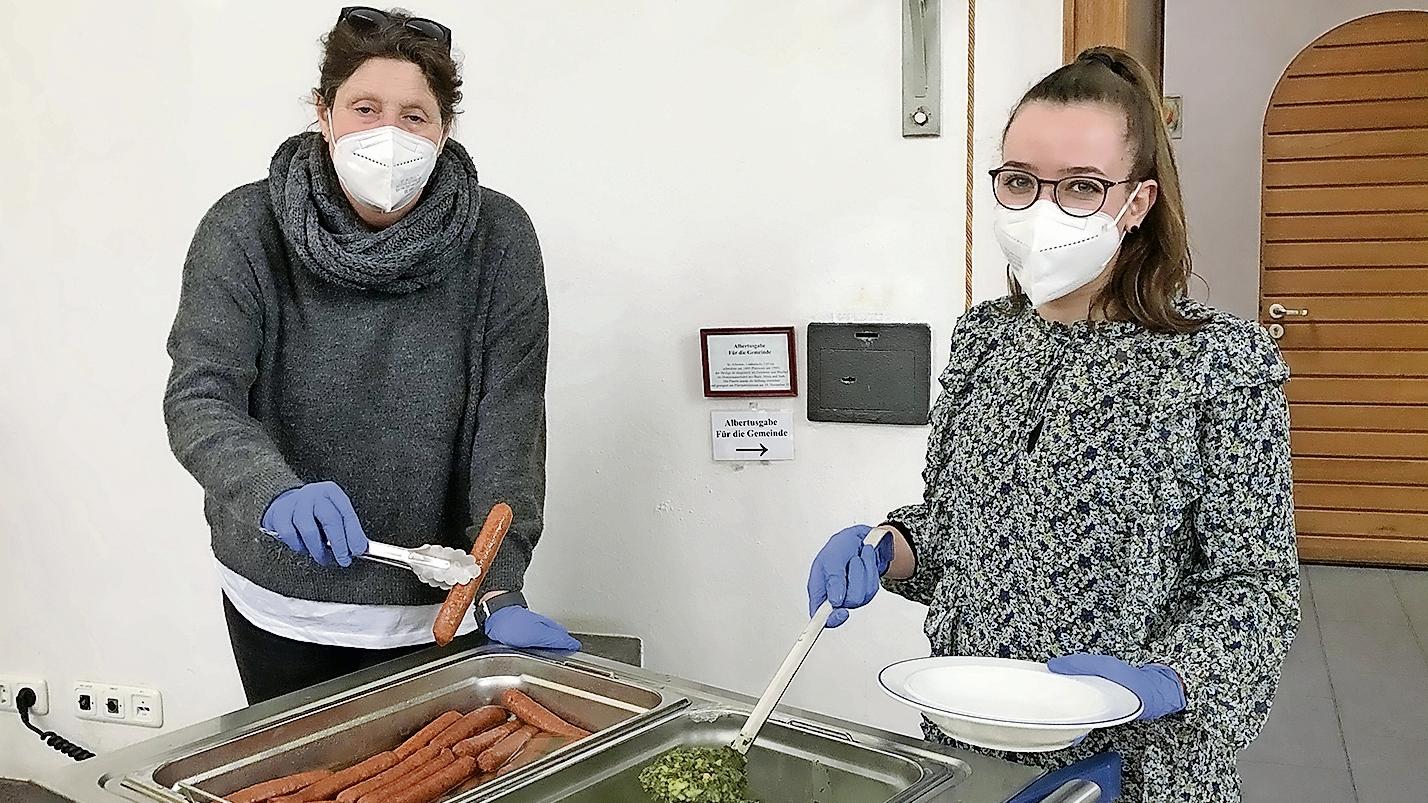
[74, 682, 100, 721]
[130, 690, 163, 728]
[0, 676, 49, 716]
[74, 681, 162, 728]
[74, 682, 115, 723]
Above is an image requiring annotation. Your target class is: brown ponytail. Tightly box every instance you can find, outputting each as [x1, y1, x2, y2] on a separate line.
[1005, 46, 1200, 333]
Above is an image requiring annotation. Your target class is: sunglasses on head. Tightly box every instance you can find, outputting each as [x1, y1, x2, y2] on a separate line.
[338, 6, 452, 49]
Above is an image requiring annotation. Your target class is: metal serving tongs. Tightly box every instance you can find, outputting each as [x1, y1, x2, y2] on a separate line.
[730, 527, 886, 755]
[260, 529, 479, 590]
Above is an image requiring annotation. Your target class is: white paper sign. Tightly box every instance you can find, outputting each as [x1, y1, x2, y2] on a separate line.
[711, 410, 795, 461]
[704, 332, 794, 394]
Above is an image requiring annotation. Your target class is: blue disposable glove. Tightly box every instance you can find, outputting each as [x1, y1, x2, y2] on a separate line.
[807, 525, 895, 629]
[485, 606, 582, 652]
[1007, 752, 1122, 803]
[262, 481, 370, 568]
[1048, 654, 1186, 721]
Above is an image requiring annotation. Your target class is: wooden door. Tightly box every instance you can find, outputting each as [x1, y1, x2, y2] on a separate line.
[1261, 11, 1428, 567]
[1063, 0, 1164, 86]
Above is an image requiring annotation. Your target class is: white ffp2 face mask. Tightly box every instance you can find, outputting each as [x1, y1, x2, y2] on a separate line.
[992, 184, 1141, 307]
[328, 112, 442, 214]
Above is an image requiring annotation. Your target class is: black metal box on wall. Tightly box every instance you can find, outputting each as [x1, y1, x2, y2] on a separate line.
[806, 323, 932, 425]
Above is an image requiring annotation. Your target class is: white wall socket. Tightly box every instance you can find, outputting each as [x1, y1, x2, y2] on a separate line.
[0, 676, 49, 716]
[74, 681, 163, 728]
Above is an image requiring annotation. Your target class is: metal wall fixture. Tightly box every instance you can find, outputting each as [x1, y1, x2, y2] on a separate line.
[903, 0, 941, 136]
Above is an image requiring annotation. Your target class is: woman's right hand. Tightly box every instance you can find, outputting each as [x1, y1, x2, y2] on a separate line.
[807, 525, 895, 628]
[262, 481, 370, 567]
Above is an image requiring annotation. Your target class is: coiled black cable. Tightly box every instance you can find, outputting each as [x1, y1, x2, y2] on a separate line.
[17, 688, 96, 761]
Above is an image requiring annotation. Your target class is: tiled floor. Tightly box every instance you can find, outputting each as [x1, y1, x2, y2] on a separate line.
[1240, 565, 1428, 803]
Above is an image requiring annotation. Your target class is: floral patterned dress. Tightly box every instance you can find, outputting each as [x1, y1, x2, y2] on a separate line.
[883, 297, 1299, 802]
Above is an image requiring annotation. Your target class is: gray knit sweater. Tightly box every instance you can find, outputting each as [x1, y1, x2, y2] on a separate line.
[164, 134, 547, 606]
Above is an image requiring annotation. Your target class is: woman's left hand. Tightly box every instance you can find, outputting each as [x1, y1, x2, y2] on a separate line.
[1048, 654, 1186, 721]
[485, 606, 581, 652]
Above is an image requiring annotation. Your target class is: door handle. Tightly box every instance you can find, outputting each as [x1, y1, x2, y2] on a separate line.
[1268, 303, 1309, 320]
[908, 0, 929, 97]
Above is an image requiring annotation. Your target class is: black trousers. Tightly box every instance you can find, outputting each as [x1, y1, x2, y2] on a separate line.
[222, 594, 428, 706]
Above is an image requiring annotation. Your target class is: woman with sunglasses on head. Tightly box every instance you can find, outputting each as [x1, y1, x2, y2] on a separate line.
[807, 48, 1298, 801]
[164, 8, 579, 705]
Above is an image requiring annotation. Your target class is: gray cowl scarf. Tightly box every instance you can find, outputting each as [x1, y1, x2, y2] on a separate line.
[268, 131, 483, 294]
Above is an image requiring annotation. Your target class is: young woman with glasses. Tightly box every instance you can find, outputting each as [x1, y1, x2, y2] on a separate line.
[164, 7, 579, 705]
[806, 47, 1298, 800]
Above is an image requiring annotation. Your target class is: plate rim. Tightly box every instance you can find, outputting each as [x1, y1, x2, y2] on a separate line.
[878, 656, 1144, 728]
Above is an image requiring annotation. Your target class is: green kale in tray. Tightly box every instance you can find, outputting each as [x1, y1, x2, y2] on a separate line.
[638, 746, 755, 803]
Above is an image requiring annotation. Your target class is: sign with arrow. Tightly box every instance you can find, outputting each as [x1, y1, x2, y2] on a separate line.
[711, 410, 794, 462]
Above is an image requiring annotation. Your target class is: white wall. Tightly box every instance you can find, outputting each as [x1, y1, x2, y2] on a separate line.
[0, 0, 1060, 778]
[1164, 1, 1428, 319]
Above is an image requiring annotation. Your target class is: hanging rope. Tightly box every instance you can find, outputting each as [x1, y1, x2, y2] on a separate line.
[964, 0, 977, 310]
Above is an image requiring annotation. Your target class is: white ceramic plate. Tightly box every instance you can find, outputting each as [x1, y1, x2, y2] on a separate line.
[879, 657, 1143, 753]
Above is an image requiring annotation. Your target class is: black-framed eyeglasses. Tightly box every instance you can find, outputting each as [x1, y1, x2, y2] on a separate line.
[988, 167, 1135, 218]
[338, 6, 452, 50]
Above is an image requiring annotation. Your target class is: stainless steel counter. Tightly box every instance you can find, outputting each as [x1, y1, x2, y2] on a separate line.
[37, 643, 1044, 803]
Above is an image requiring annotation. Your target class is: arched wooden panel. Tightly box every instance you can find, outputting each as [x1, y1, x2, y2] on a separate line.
[1260, 11, 1428, 567]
